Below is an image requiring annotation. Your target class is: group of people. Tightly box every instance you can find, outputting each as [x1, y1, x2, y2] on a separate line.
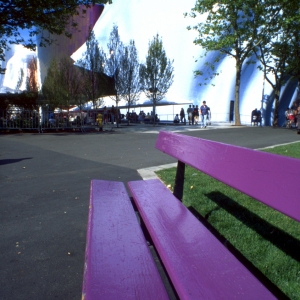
[285, 103, 300, 134]
[138, 111, 160, 123]
[174, 101, 211, 128]
[103, 105, 118, 124]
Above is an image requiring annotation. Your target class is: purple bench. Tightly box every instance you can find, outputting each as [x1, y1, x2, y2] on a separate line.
[154, 131, 300, 222]
[82, 180, 169, 300]
[128, 131, 300, 299]
[83, 131, 300, 299]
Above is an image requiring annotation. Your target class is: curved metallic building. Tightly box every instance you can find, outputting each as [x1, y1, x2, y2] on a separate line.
[0, 4, 104, 93]
[37, 4, 104, 84]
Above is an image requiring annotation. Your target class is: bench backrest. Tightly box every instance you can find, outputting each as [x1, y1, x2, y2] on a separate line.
[156, 131, 300, 222]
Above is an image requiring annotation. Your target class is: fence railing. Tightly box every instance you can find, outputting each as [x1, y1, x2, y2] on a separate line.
[0, 109, 40, 130]
[0, 108, 127, 132]
[0, 108, 254, 132]
[0, 109, 97, 132]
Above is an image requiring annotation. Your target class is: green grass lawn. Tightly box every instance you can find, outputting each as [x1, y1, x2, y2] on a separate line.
[156, 142, 300, 299]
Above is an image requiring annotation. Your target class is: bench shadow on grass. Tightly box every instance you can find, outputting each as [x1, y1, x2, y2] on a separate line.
[188, 191, 296, 299]
[202, 191, 300, 263]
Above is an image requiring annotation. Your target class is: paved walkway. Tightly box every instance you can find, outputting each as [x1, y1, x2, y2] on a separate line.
[0, 123, 299, 300]
[115, 121, 236, 133]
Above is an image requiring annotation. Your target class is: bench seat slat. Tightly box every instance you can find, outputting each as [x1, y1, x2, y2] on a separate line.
[156, 131, 300, 222]
[82, 180, 169, 300]
[128, 179, 276, 300]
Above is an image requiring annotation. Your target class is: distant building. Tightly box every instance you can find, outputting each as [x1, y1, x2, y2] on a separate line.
[37, 4, 104, 84]
[0, 4, 104, 92]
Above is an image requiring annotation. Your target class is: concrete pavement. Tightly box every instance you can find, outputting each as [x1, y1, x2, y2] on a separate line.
[0, 123, 299, 300]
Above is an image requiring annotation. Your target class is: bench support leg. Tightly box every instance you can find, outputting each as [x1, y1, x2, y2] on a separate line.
[173, 160, 185, 201]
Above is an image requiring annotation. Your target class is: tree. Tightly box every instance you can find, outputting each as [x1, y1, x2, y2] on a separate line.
[281, 2, 300, 99]
[255, 40, 289, 127]
[51, 57, 85, 126]
[186, 0, 267, 125]
[77, 30, 106, 109]
[285, 33, 300, 95]
[58, 56, 84, 125]
[254, 1, 300, 126]
[43, 56, 85, 114]
[140, 34, 174, 125]
[42, 56, 92, 128]
[42, 58, 62, 110]
[0, 0, 111, 74]
[119, 40, 141, 125]
[105, 25, 124, 127]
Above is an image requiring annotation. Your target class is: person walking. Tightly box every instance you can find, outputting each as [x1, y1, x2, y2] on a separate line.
[192, 105, 195, 125]
[194, 105, 199, 125]
[187, 105, 193, 125]
[180, 108, 186, 124]
[200, 101, 210, 128]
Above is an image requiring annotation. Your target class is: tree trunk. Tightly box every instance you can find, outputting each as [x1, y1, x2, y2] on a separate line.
[127, 95, 131, 126]
[152, 94, 156, 126]
[272, 84, 281, 127]
[234, 62, 241, 125]
[116, 95, 119, 128]
[127, 107, 130, 126]
[152, 103, 156, 126]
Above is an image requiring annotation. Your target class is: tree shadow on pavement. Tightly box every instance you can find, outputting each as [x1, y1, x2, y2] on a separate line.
[0, 157, 32, 165]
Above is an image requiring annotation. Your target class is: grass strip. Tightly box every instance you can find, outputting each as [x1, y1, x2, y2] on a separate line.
[156, 142, 300, 299]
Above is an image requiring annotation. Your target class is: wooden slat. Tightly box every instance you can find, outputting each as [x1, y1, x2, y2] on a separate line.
[128, 179, 276, 300]
[156, 131, 300, 222]
[82, 180, 169, 300]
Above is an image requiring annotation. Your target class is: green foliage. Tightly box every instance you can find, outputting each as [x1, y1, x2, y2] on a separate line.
[0, 0, 111, 73]
[105, 24, 124, 107]
[187, 0, 300, 126]
[139, 34, 174, 123]
[42, 56, 82, 109]
[77, 30, 107, 108]
[252, 1, 300, 126]
[186, 0, 266, 125]
[58, 56, 83, 108]
[140, 34, 174, 102]
[119, 40, 141, 121]
[156, 143, 300, 299]
[42, 59, 62, 109]
[189, 0, 262, 61]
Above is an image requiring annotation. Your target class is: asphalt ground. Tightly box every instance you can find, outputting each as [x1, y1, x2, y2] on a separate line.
[1, 123, 299, 300]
